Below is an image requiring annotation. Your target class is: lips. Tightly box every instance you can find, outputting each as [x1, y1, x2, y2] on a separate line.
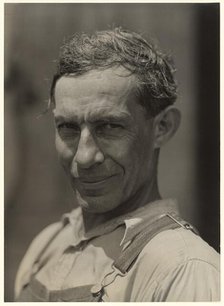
[72, 172, 121, 198]
[74, 174, 119, 195]
[78, 174, 116, 184]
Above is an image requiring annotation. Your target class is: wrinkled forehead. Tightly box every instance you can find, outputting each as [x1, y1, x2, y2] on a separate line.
[53, 67, 141, 121]
[54, 67, 137, 103]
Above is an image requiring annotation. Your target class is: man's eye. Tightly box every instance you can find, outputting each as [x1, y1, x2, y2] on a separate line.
[96, 123, 123, 135]
[57, 123, 80, 138]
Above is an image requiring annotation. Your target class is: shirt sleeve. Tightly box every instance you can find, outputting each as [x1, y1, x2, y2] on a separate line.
[14, 222, 62, 300]
[141, 258, 220, 302]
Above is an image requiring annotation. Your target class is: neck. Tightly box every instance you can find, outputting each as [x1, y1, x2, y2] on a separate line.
[81, 176, 161, 232]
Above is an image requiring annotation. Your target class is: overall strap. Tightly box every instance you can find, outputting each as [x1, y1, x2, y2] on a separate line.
[31, 222, 66, 275]
[15, 222, 68, 300]
[114, 213, 199, 274]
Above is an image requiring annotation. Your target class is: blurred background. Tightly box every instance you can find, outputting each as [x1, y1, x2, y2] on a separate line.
[4, 3, 219, 301]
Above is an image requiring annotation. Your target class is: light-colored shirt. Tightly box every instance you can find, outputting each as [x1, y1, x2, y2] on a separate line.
[15, 199, 220, 302]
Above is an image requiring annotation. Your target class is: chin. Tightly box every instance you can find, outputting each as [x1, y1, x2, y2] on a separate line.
[76, 190, 122, 214]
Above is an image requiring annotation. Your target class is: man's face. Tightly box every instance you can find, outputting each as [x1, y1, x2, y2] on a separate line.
[53, 67, 157, 213]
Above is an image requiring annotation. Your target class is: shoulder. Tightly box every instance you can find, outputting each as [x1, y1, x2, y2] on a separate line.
[131, 228, 220, 301]
[14, 221, 62, 298]
[141, 227, 219, 269]
[14, 208, 81, 299]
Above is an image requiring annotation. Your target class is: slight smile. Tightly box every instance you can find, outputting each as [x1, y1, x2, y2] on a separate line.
[79, 174, 118, 184]
[75, 174, 120, 193]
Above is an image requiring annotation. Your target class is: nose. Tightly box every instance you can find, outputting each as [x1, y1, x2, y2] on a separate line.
[73, 126, 104, 169]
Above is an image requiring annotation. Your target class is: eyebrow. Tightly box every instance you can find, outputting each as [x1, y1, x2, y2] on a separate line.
[53, 109, 132, 124]
[88, 113, 131, 124]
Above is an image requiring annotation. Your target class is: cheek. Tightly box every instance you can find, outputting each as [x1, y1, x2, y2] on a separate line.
[55, 134, 75, 167]
[100, 137, 132, 159]
[125, 134, 155, 174]
[101, 137, 139, 173]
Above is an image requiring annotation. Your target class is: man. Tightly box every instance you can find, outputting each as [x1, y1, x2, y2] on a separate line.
[15, 28, 220, 302]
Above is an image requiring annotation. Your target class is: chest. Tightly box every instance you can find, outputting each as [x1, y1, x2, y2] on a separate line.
[16, 213, 195, 302]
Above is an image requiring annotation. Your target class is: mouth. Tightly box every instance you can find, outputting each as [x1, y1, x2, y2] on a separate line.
[78, 174, 117, 184]
[75, 174, 119, 193]
[72, 172, 121, 198]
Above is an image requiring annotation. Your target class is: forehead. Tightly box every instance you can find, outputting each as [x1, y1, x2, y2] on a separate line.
[53, 67, 141, 121]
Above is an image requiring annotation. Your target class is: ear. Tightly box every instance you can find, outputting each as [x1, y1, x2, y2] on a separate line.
[153, 106, 181, 149]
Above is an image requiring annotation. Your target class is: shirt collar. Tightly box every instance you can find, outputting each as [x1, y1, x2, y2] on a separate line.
[61, 198, 179, 248]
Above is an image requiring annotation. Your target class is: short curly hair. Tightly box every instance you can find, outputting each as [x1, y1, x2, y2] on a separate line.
[50, 27, 177, 117]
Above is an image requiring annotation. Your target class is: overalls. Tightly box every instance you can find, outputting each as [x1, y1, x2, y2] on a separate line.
[16, 213, 199, 302]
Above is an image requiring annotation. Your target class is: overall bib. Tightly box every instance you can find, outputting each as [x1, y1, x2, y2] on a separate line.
[16, 213, 199, 302]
